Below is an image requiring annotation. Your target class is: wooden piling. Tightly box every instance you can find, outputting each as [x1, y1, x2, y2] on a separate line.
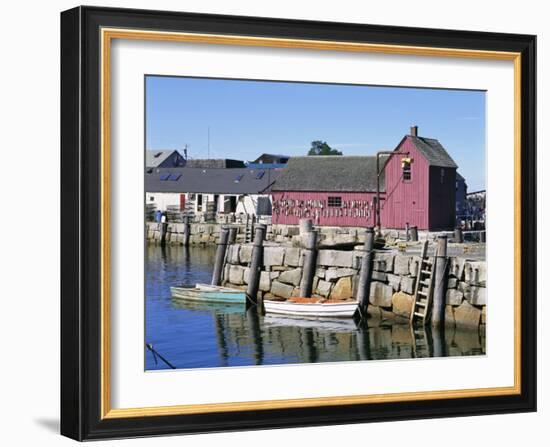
[246, 225, 266, 304]
[299, 230, 318, 298]
[409, 226, 418, 242]
[211, 227, 230, 286]
[431, 235, 448, 328]
[299, 218, 313, 235]
[356, 227, 375, 315]
[183, 215, 190, 246]
[227, 226, 238, 244]
[454, 227, 464, 243]
[480, 230, 486, 243]
[160, 222, 168, 247]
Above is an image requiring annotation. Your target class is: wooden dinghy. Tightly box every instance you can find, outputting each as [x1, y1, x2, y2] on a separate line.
[170, 283, 246, 304]
[263, 297, 358, 318]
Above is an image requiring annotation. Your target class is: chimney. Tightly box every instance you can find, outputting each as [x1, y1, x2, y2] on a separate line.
[410, 125, 418, 137]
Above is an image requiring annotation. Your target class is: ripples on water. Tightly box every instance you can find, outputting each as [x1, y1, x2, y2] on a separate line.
[145, 245, 486, 371]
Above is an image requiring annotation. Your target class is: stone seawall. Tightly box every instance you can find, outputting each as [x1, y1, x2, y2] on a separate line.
[221, 243, 486, 329]
[147, 222, 226, 245]
[146, 222, 485, 251]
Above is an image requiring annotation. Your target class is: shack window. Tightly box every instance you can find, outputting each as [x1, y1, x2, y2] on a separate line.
[328, 196, 342, 207]
[440, 168, 445, 184]
[402, 158, 412, 181]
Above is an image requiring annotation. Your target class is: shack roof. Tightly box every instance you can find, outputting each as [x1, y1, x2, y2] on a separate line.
[145, 167, 282, 194]
[271, 156, 388, 193]
[408, 136, 458, 168]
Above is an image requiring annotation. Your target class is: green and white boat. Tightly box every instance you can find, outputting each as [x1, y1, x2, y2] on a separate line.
[170, 283, 246, 304]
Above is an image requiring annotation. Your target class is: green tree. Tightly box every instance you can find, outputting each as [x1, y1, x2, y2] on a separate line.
[307, 140, 343, 156]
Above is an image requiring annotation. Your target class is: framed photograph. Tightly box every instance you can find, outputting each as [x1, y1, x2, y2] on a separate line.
[60, 6, 536, 441]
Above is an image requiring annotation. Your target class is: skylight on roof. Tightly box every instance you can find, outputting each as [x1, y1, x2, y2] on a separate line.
[255, 171, 265, 179]
[159, 173, 170, 181]
[169, 173, 181, 181]
[234, 174, 244, 183]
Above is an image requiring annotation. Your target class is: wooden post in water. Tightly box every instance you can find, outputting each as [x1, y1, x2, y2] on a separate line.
[431, 235, 448, 328]
[211, 227, 230, 286]
[356, 227, 375, 316]
[183, 215, 190, 246]
[299, 230, 318, 298]
[246, 225, 266, 304]
[160, 222, 168, 247]
[410, 226, 418, 242]
[454, 227, 463, 243]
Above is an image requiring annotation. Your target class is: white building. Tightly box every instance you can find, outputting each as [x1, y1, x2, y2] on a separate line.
[145, 167, 281, 221]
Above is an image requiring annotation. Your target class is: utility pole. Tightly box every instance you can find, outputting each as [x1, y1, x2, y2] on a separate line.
[375, 150, 409, 236]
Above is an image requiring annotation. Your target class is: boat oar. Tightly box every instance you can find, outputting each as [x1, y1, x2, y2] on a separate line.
[146, 343, 176, 369]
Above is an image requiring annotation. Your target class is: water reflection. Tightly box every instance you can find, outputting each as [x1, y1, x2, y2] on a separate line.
[145, 245, 485, 370]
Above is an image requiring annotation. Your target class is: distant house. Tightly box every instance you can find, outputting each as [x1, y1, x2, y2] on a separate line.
[145, 167, 282, 219]
[455, 172, 468, 220]
[185, 158, 245, 169]
[254, 153, 290, 164]
[146, 150, 185, 169]
[247, 153, 290, 170]
[271, 126, 458, 230]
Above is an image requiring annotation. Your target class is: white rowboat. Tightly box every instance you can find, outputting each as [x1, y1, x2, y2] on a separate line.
[263, 299, 358, 318]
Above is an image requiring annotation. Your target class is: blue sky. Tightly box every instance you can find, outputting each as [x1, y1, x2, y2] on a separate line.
[146, 76, 486, 191]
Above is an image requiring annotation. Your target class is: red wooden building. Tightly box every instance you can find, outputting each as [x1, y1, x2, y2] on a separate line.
[271, 126, 457, 230]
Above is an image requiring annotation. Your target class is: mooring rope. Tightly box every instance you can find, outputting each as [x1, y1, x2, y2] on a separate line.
[145, 343, 176, 369]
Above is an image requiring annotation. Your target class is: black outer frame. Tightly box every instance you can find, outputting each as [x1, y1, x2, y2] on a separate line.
[60, 5, 537, 441]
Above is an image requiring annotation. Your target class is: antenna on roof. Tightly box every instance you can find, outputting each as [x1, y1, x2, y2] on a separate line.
[183, 144, 188, 160]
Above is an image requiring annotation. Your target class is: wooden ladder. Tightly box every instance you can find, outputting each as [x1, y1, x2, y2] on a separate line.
[410, 325, 428, 358]
[410, 240, 435, 326]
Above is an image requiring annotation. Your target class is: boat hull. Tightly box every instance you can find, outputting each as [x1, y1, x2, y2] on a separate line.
[170, 284, 246, 304]
[263, 300, 358, 318]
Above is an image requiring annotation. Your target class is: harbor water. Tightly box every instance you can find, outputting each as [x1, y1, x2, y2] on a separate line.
[145, 245, 485, 370]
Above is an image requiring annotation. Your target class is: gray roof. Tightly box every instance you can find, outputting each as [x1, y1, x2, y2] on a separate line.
[145, 167, 282, 194]
[271, 156, 387, 192]
[409, 136, 458, 168]
[146, 150, 182, 168]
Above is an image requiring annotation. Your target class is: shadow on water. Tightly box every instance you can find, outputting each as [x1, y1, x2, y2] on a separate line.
[145, 245, 485, 370]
